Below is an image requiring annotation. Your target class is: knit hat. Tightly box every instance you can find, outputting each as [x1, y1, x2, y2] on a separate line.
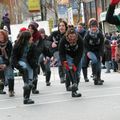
[4, 12, 8, 17]
[20, 27, 27, 32]
[39, 28, 45, 33]
[29, 21, 39, 29]
[88, 18, 98, 27]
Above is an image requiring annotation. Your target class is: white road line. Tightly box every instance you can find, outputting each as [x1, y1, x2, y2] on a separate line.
[0, 106, 16, 110]
[0, 98, 75, 110]
[0, 91, 69, 102]
[1, 86, 120, 102]
[0, 93, 120, 110]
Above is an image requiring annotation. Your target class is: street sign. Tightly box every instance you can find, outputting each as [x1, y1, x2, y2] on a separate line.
[28, 0, 40, 12]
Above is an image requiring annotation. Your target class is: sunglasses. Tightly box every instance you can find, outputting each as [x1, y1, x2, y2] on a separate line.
[0, 42, 7, 48]
[0, 44, 6, 48]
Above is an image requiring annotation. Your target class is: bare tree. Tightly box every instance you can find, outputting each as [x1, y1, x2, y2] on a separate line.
[53, 0, 58, 26]
[74, 0, 82, 24]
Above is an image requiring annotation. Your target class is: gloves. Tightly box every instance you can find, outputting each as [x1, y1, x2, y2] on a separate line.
[63, 61, 70, 71]
[72, 64, 77, 72]
[110, 0, 120, 5]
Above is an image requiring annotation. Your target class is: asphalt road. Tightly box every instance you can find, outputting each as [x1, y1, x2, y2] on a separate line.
[0, 67, 120, 120]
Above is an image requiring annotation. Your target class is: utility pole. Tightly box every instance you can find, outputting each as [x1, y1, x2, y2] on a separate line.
[40, 0, 44, 21]
[83, 1, 87, 25]
[95, 0, 98, 21]
[54, 0, 58, 26]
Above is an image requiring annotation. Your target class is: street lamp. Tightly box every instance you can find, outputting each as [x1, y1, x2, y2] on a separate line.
[40, 0, 44, 20]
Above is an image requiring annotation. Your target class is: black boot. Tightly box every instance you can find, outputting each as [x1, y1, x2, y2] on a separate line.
[0, 71, 6, 94]
[32, 79, 39, 94]
[46, 71, 51, 86]
[24, 98, 34, 104]
[32, 68, 39, 94]
[95, 68, 104, 84]
[72, 91, 82, 97]
[94, 80, 103, 85]
[65, 75, 71, 91]
[67, 83, 78, 92]
[94, 77, 103, 85]
[58, 66, 66, 83]
[40, 61, 46, 75]
[8, 79, 14, 97]
[0, 80, 6, 94]
[23, 84, 34, 104]
[71, 83, 78, 91]
[82, 68, 89, 82]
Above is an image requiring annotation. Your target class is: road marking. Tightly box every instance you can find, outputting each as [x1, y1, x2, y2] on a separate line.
[0, 93, 120, 110]
[1, 86, 120, 102]
[0, 106, 16, 110]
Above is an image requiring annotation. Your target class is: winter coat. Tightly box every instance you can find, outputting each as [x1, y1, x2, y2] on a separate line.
[115, 43, 120, 62]
[104, 40, 111, 61]
[111, 41, 117, 59]
[59, 35, 83, 66]
[42, 35, 52, 50]
[0, 40, 12, 66]
[12, 44, 38, 70]
[76, 29, 86, 39]
[48, 30, 65, 53]
[84, 30, 104, 57]
[35, 39, 52, 60]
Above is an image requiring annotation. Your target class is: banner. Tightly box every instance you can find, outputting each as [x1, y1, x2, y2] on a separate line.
[67, 7, 74, 25]
[28, 0, 40, 12]
[58, 0, 69, 4]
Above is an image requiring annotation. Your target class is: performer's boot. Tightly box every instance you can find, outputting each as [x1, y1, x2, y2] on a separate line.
[23, 84, 34, 104]
[82, 68, 89, 82]
[65, 75, 71, 91]
[8, 79, 14, 97]
[46, 71, 51, 86]
[58, 66, 65, 83]
[0, 80, 6, 94]
[32, 79, 39, 94]
[94, 76, 103, 85]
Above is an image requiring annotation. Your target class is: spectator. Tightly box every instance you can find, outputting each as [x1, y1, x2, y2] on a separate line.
[0, 13, 11, 34]
[104, 39, 112, 73]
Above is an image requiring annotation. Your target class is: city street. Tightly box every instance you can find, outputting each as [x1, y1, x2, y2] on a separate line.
[0, 67, 120, 120]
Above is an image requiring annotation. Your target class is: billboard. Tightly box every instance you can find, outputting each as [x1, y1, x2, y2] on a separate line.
[67, 7, 74, 25]
[58, 4, 67, 19]
[28, 0, 40, 12]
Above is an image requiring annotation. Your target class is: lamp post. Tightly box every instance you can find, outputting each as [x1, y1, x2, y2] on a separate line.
[95, 0, 98, 21]
[40, 0, 44, 21]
